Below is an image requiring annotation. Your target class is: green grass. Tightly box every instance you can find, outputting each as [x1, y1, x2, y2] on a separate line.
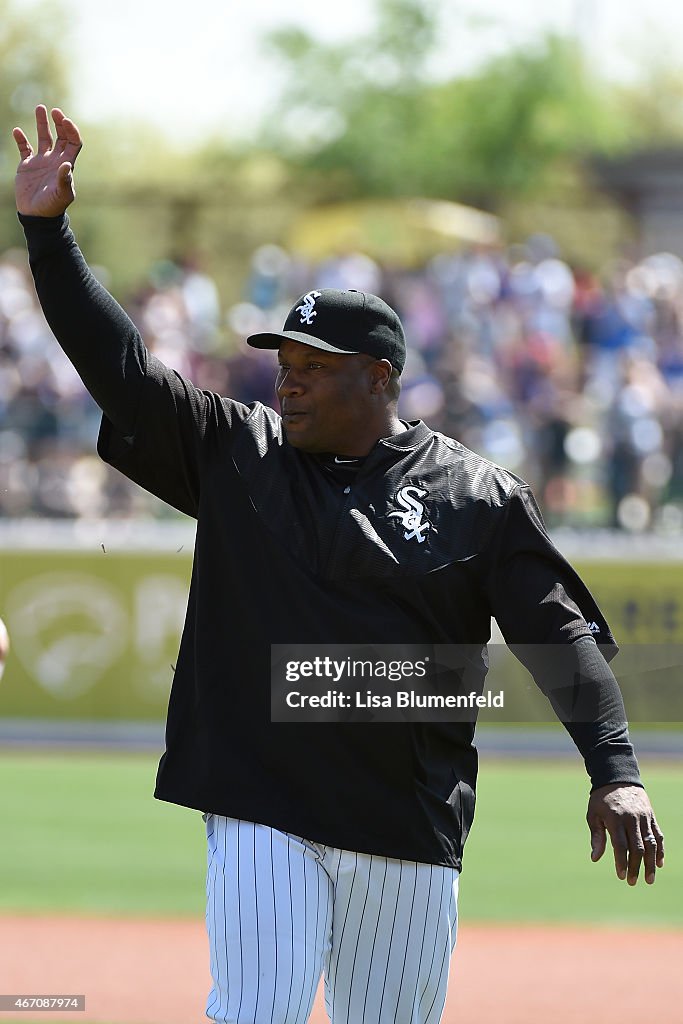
[459, 758, 683, 927]
[0, 752, 205, 915]
[0, 752, 680, 926]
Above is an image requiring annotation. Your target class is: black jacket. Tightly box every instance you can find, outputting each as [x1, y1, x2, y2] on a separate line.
[20, 213, 641, 868]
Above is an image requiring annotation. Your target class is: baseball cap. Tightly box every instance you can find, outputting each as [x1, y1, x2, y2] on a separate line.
[246, 288, 406, 373]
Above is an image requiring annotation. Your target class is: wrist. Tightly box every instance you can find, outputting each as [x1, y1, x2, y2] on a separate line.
[17, 212, 68, 224]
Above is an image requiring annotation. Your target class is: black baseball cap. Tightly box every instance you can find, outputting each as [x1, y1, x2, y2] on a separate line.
[246, 288, 406, 373]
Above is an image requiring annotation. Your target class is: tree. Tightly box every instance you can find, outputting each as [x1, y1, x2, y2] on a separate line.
[420, 34, 622, 207]
[615, 64, 683, 146]
[260, 4, 623, 209]
[260, 0, 438, 182]
[0, 0, 70, 176]
[0, 0, 71, 251]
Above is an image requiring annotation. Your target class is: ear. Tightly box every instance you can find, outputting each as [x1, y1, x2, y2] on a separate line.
[369, 359, 392, 394]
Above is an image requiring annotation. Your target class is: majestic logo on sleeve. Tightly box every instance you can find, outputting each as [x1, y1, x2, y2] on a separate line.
[297, 290, 322, 325]
[389, 485, 431, 543]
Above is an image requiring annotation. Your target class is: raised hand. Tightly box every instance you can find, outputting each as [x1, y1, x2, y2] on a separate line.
[14, 105, 82, 217]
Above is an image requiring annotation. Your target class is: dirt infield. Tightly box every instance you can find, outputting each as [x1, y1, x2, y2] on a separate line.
[1, 915, 681, 1023]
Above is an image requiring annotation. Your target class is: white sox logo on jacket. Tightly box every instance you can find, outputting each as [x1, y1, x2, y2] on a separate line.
[389, 485, 431, 543]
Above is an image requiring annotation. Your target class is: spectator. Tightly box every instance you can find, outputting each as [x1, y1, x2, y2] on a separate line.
[3, 235, 683, 533]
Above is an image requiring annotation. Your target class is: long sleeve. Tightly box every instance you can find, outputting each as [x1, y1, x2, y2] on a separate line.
[19, 212, 146, 436]
[487, 484, 642, 790]
[515, 637, 642, 790]
[19, 212, 252, 518]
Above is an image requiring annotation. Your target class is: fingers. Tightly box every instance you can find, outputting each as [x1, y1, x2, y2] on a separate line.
[12, 126, 33, 160]
[588, 806, 637, 881]
[589, 822, 606, 863]
[624, 811, 665, 885]
[624, 819, 646, 885]
[13, 105, 81, 164]
[36, 104, 54, 155]
[641, 817, 659, 885]
[652, 815, 665, 869]
[641, 813, 664, 883]
[587, 786, 664, 886]
[51, 107, 83, 163]
[58, 161, 73, 184]
[608, 820, 629, 881]
[607, 813, 664, 885]
[57, 161, 75, 198]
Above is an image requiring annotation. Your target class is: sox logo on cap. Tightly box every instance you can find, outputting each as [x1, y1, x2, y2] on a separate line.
[296, 291, 322, 325]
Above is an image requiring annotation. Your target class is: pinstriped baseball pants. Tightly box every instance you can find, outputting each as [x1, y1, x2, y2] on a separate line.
[204, 815, 459, 1024]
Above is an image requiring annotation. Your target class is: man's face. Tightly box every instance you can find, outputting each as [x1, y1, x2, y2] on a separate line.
[276, 339, 385, 455]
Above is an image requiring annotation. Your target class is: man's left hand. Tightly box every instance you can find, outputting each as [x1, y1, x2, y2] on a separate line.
[587, 784, 664, 885]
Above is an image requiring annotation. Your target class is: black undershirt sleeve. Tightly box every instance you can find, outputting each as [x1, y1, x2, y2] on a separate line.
[18, 213, 252, 517]
[19, 212, 146, 437]
[513, 636, 642, 791]
[488, 485, 642, 791]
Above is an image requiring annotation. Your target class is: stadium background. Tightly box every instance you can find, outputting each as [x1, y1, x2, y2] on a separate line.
[0, 0, 682, 1021]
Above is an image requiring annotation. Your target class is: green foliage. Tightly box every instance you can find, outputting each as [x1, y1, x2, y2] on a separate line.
[616, 64, 683, 146]
[422, 36, 623, 207]
[261, 3, 622, 208]
[261, 0, 438, 171]
[0, 0, 71, 251]
[266, 0, 437, 106]
[67, 136, 299, 308]
[0, 0, 70, 174]
[6, 0, 683, 301]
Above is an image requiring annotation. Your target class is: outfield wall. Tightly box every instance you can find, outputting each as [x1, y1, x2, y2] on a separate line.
[1, 521, 683, 722]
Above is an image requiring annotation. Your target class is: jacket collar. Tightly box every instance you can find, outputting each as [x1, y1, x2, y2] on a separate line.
[289, 419, 433, 474]
[376, 419, 432, 452]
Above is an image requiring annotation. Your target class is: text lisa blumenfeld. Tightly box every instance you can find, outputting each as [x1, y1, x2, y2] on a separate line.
[284, 689, 505, 709]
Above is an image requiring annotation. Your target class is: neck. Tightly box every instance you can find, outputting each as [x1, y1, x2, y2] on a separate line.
[382, 410, 405, 437]
[347, 411, 405, 456]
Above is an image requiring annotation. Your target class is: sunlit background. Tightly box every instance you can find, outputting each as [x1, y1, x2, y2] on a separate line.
[3, 0, 683, 531]
[3, 0, 683, 712]
[0, 0, 682, 527]
[0, 9, 681, 1022]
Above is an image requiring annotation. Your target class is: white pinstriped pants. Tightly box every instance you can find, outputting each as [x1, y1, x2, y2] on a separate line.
[204, 815, 459, 1024]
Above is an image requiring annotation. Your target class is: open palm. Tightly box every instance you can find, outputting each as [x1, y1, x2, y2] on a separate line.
[14, 105, 82, 217]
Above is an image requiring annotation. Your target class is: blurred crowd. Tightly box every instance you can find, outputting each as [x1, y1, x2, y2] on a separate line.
[2, 233, 683, 531]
